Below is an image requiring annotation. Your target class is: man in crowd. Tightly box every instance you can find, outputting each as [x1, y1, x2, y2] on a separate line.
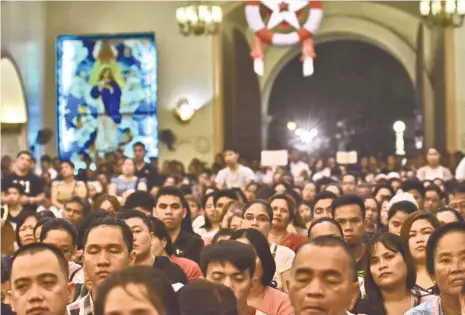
[67, 217, 135, 315]
[311, 191, 337, 221]
[331, 194, 367, 273]
[153, 187, 204, 263]
[423, 184, 443, 214]
[402, 180, 425, 211]
[116, 210, 188, 285]
[9, 243, 75, 315]
[200, 240, 256, 315]
[1, 151, 45, 211]
[342, 174, 357, 195]
[289, 236, 360, 315]
[449, 182, 465, 219]
[308, 217, 343, 240]
[132, 142, 161, 194]
[215, 148, 255, 189]
[61, 197, 89, 227]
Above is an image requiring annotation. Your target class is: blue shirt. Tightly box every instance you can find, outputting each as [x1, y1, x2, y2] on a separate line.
[404, 298, 443, 315]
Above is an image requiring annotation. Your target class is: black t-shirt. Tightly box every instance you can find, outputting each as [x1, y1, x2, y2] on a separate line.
[172, 230, 205, 264]
[135, 163, 162, 190]
[153, 256, 188, 285]
[2, 172, 45, 212]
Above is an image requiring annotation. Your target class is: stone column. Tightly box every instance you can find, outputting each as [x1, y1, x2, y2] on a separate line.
[444, 27, 458, 153]
[454, 26, 465, 152]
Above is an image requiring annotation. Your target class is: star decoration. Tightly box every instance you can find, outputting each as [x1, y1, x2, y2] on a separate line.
[261, 0, 308, 30]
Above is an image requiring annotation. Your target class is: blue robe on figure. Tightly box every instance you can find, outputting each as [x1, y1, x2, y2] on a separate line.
[90, 82, 122, 124]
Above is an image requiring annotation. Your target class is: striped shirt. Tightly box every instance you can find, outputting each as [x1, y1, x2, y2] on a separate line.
[67, 292, 93, 315]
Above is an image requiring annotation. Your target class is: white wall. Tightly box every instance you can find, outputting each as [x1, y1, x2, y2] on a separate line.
[43, 1, 214, 165]
[1, 1, 47, 154]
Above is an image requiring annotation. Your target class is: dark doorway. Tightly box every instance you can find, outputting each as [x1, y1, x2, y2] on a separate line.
[267, 39, 418, 157]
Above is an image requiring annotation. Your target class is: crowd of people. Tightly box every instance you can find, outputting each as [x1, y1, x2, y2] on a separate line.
[1, 142, 465, 315]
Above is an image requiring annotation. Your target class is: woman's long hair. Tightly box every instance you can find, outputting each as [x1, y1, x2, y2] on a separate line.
[364, 232, 416, 315]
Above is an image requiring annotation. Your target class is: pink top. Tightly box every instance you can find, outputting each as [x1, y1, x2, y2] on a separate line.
[170, 255, 203, 281]
[255, 286, 294, 315]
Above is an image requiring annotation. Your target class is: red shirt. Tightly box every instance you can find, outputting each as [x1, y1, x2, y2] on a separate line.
[171, 255, 203, 281]
[281, 233, 308, 252]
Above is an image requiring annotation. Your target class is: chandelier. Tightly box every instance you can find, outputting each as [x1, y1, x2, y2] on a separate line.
[419, 0, 465, 27]
[176, 3, 223, 36]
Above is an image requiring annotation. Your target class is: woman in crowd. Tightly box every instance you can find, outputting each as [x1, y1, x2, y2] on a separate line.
[296, 201, 312, 229]
[365, 197, 381, 234]
[92, 194, 121, 214]
[406, 222, 465, 315]
[232, 228, 294, 315]
[268, 194, 307, 250]
[363, 232, 419, 315]
[400, 211, 441, 303]
[240, 200, 295, 292]
[387, 201, 418, 235]
[51, 161, 87, 209]
[15, 212, 39, 248]
[109, 158, 147, 200]
[95, 266, 180, 315]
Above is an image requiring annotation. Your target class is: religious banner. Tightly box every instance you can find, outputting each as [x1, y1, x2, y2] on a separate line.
[56, 33, 158, 167]
[245, 0, 323, 76]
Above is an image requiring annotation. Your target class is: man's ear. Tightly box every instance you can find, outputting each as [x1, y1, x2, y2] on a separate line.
[129, 250, 137, 265]
[67, 282, 76, 304]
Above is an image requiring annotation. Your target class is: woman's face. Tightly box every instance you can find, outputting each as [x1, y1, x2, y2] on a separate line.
[432, 231, 465, 296]
[298, 204, 311, 223]
[60, 163, 74, 178]
[370, 242, 408, 290]
[151, 236, 166, 257]
[229, 216, 242, 231]
[408, 219, 435, 263]
[388, 211, 409, 236]
[375, 188, 392, 204]
[380, 201, 389, 227]
[365, 198, 379, 227]
[121, 159, 135, 176]
[103, 284, 161, 315]
[302, 183, 316, 203]
[245, 184, 257, 201]
[100, 200, 116, 214]
[242, 204, 272, 237]
[205, 197, 220, 225]
[274, 184, 286, 194]
[19, 216, 38, 246]
[188, 201, 199, 220]
[270, 198, 291, 229]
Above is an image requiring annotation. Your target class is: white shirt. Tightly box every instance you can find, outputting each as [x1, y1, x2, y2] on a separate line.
[290, 161, 311, 178]
[215, 165, 255, 189]
[270, 243, 295, 291]
[456, 157, 465, 181]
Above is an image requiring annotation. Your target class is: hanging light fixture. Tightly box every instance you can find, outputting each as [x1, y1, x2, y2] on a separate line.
[176, 2, 223, 36]
[419, 0, 465, 27]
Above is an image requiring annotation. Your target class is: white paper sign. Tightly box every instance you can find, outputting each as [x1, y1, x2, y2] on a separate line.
[261, 150, 288, 167]
[336, 151, 358, 164]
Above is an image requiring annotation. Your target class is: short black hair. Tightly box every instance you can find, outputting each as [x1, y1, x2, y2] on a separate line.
[40, 218, 78, 246]
[301, 235, 357, 282]
[312, 191, 337, 217]
[6, 183, 24, 195]
[116, 209, 152, 232]
[211, 228, 234, 244]
[426, 222, 465, 277]
[154, 186, 193, 233]
[95, 266, 179, 315]
[61, 160, 75, 169]
[373, 184, 394, 199]
[424, 184, 443, 198]
[213, 190, 239, 206]
[436, 207, 464, 222]
[388, 201, 418, 221]
[308, 217, 343, 240]
[16, 150, 33, 159]
[64, 196, 90, 218]
[82, 217, 134, 254]
[200, 240, 256, 278]
[40, 154, 52, 163]
[11, 243, 69, 279]
[147, 217, 174, 256]
[132, 141, 145, 150]
[124, 191, 155, 214]
[402, 180, 425, 197]
[331, 194, 366, 220]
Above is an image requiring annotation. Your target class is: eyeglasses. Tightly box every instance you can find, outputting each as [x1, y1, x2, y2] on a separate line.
[243, 214, 270, 223]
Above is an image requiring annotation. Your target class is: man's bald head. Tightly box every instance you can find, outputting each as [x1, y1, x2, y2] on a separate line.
[294, 235, 357, 282]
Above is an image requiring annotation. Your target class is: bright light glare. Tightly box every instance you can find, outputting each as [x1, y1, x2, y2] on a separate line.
[295, 127, 318, 143]
[309, 128, 318, 137]
[287, 121, 298, 131]
[393, 121, 406, 133]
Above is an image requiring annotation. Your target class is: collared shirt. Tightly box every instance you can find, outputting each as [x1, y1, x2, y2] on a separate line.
[67, 292, 93, 315]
